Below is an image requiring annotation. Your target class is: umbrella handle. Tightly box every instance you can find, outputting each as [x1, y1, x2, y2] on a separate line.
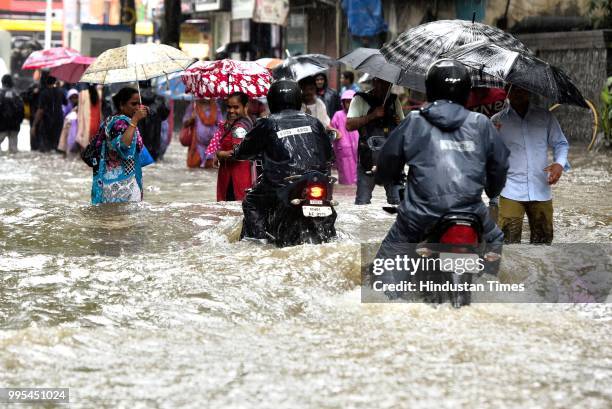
[382, 86, 392, 106]
[135, 66, 142, 105]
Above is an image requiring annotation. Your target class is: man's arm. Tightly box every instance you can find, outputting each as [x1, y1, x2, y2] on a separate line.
[484, 120, 510, 199]
[547, 113, 569, 167]
[346, 107, 383, 131]
[345, 96, 384, 131]
[233, 120, 269, 160]
[318, 99, 331, 128]
[543, 113, 569, 185]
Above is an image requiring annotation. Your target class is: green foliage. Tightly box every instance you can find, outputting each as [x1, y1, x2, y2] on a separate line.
[600, 77, 612, 145]
[588, 0, 612, 28]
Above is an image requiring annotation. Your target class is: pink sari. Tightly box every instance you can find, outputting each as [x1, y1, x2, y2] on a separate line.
[330, 109, 359, 184]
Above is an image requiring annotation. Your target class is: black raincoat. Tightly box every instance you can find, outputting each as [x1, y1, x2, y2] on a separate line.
[233, 109, 334, 185]
[233, 109, 334, 239]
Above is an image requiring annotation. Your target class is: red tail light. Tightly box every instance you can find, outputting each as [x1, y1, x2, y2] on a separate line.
[440, 225, 478, 245]
[306, 184, 326, 200]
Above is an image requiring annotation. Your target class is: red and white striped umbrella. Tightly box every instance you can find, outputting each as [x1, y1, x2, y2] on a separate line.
[182, 59, 272, 99]
[22, 47, 81, 70]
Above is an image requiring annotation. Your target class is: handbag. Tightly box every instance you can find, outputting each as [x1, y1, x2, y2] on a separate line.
[139, 145, 154, 167]
[179, 104, 196, 147]
[186, 129, 202, 168]
[81, 121, 106, 170]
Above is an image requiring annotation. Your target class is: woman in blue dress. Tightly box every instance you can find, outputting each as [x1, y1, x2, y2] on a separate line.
[91, 87, 148, 204]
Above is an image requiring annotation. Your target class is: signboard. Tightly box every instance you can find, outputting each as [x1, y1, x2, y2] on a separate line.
[232, 0, 255, 20]
[253, 0, 289, 26]
[194, 0, 230, 12]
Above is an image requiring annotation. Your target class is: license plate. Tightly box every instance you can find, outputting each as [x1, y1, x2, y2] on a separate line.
[439, 252, 481, 274]
[302, 206, 333, 217]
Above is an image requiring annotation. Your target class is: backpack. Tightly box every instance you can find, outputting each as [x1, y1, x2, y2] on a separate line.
[0, 89, 25, 131]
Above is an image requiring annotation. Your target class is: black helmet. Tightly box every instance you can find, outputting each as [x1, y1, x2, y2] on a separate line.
[267, 79, 302, 114]
[425, 59, 471, 106]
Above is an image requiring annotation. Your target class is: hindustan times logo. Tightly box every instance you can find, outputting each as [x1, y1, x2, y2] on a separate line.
[372, 255, 486, 276]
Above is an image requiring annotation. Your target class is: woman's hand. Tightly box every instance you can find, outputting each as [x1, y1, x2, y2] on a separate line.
[132, 105, 148, 124]
[184, 118, 195, 128]
[216, 150, 233, 160]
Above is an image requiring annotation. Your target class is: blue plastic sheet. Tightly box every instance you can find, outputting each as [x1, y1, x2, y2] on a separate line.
[154, 73, 194, 101]
[342, 0, 388, 37]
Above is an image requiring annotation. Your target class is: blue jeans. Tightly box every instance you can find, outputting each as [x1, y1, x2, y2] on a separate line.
[355, 166, 401, 205]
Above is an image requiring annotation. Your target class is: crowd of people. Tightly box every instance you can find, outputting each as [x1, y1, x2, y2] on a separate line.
[0, 60, 571, 246]
[0, 72, 173, 164]
[175, 70, 382, 200]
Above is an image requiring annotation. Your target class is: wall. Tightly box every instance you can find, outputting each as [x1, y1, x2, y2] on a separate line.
[304, 2, 340, 90]
[384, 0, 456, 39]
[484, 0, 590, 28]
[519, 30, 611, 143]
[382, 0, 592, 37]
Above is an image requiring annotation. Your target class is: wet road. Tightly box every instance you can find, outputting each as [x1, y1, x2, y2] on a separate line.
[1, 125, 611, 408]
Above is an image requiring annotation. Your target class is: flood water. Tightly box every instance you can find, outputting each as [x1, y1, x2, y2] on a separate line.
[1, 125, 611, 408]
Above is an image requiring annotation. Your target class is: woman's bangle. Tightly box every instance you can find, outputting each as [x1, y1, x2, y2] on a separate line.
[129, 122, 137, 128]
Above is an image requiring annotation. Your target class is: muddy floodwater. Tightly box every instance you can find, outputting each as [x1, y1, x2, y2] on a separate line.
[1, 127, 611, 408]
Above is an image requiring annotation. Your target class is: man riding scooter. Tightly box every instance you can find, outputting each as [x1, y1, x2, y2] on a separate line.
[229, 79, 335, 242]
[372, 59, 510, 295]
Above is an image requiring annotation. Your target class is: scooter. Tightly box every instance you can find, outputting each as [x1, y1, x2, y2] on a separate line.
[265, 170, 338, 247]
[382, 207, 499, 308]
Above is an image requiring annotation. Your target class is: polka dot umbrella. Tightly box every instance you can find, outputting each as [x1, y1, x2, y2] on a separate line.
[181, 59, 273, 99]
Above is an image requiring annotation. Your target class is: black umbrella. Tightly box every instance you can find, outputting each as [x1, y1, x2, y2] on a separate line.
[381, 19, 530, 89]
[446, 41, 588, 107]
[272, 54, 339, 81]
[338, 48, 424, 90]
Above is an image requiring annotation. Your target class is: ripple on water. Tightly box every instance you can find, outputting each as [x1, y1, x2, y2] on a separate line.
[0, 144, 610, 407]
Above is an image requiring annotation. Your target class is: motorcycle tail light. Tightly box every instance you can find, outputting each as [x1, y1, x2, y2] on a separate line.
[440, 225, 479, 245]
[307, 184, 325, 200]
